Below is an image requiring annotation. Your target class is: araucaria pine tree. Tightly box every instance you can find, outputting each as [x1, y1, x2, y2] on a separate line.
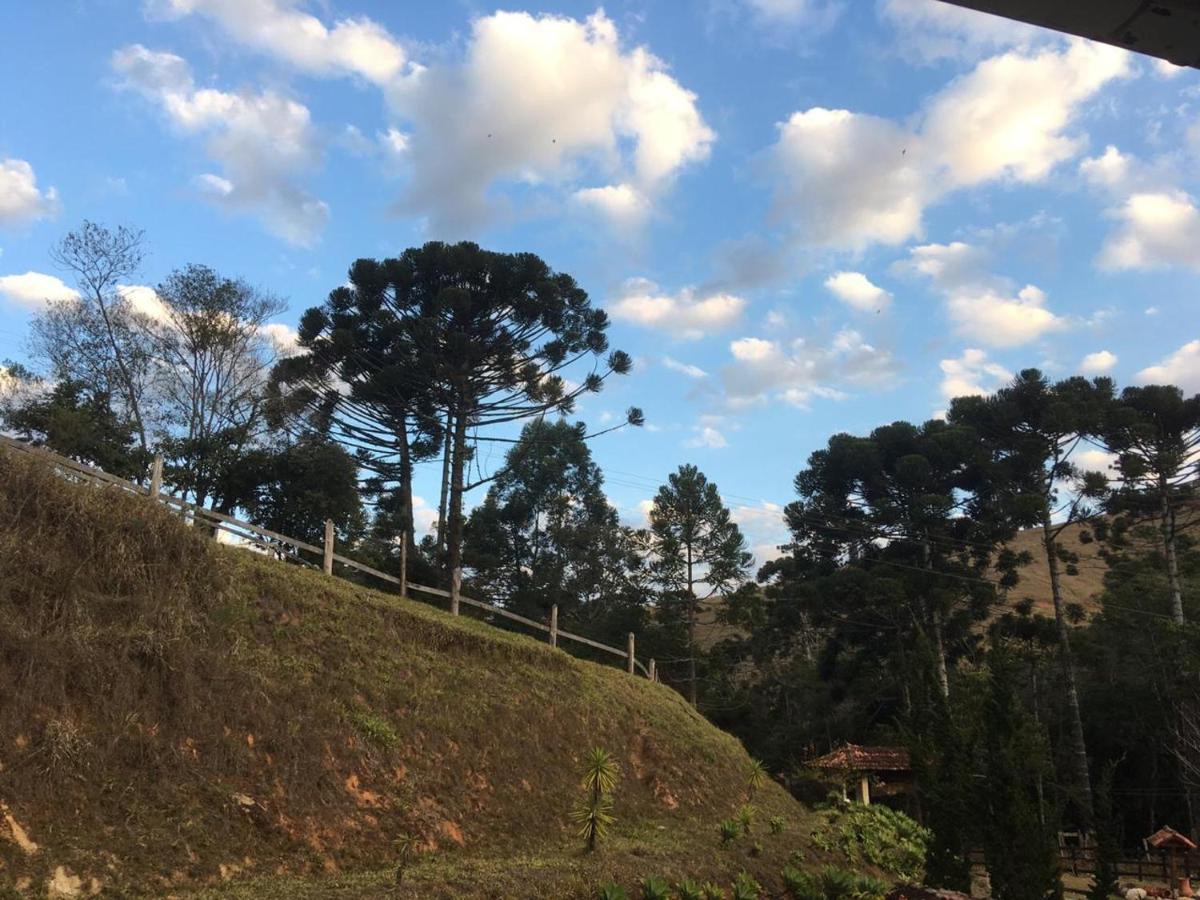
[648, 465, 751, 708]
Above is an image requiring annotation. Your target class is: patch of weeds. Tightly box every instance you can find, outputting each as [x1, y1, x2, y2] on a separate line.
[596, 882, 629, 900]
[735, 804, 757, 836]
[700, 883, 727, 900]
[719, 818, 741, 847]
[675, 879, 704, 900]
[730, 872, 761, 900]
[348, 709, 399, 749]
[639, 875, 670, 900]
[768, 816, 786, 835]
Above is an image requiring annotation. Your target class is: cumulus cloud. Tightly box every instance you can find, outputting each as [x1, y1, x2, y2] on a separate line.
[729, 500, 787, 564]
[0, 158, 60, 228]
[1079, 349, 1117, 375]
[0, 271, 78, 309]
[879, 0, 1043, 63]
[662, 356, 708, 379]
[721, 329, 901, 408]
[260, 321, 302, 357]
[1098, 191, 1200, 271]
[1136, 340, 1200, 393]
[685, 424, 728, 449]
[764, 40, 1131, 250]
[740, 0, 840, 29]
[939, 348, 1011, 400]
[391, 11, 713, 232]
[117, 284, 171, 322]
[147, 0, 410, 85]
[945, 284, 1068, 348]
[901, 241, 1068, 347]
[609, 277, 745, 339]
[112, 44, 328, 245]
[146, 6, 712, 232]
[824, 271, 892, 312]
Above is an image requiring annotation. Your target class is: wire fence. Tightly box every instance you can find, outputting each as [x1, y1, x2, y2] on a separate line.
[0, 434, 655, 680]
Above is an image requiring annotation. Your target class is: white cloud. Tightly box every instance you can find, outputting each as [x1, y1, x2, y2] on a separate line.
[1079, 145, 1136, 192]
[879, 0, 1043, 63]
[945, 284, 1069, 348]
[685, 425, 728, 449]
[0, 158, 60, 228]
[0, 271, 78, 309]
[767, 107, 926, 249]
[571, 183, 651, 228]
[939, 348, 1011, 399]
[741, 0, 839, 28]
[1079, 350, 1117, 375]
[1074, 447, 1118, 476]
[392, 11, 713, 233]
[260, 321, 301, 357]
[1136, 340, 1200, 393]
[662, 356, 708, 379]
[112, 44, 328, 246]
[117, 284, 171, 322]
[722, 329, 901, 408]
[147, 0, 410, 86]
[764, 41, 1131, 250]
[1098, 191, 1200, 271]
[824, 271, 892, 312]
[609, 277, 745, 339]
[729, 500, 786, 564]
[901, 242, 1068, 347]
[1154, 58, 1185, 79]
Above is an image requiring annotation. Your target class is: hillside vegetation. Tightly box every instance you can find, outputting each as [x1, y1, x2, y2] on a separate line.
[0, 450, 815, 898]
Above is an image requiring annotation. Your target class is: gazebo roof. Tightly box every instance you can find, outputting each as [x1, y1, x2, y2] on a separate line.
[809, 744, 911, 773]
[1147, 825, 1198, 851]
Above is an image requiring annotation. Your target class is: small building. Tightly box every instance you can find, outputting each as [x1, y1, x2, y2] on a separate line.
[809, 743, 912, 806]
[1146, 825, 1197, 896]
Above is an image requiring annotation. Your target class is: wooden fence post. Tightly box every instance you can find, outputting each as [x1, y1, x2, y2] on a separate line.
[648, 658, 656, 682]
[549, 605, 558, 647]
[627, 632, 635, 675]
[451, 567, 461, 616]
[323, 519, 334, 576]
[149, 454, 163, 500]
[400, 530, 409, 598]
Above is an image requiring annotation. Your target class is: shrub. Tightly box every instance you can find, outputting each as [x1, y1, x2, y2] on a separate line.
[811, 803, 929, 882]
[348, 709, 398, 749]
[700, 882, 726, 900]
[746, 758, 768, 795]
[736, 803, 758, 835]
[731, 872, 761, 900]
[769, 815, 786, 835]
[640, 875, 671, 900]
[782, 865, 888, 900]
[675, 880, 704, 900]
[392, 833, 417, 887]
[597, 883, 630, 900]
[719, 818, 741, 846]
[574, 747, 620, 852]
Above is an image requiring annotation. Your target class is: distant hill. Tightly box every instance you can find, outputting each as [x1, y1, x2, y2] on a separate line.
[0, 449, 814, 898]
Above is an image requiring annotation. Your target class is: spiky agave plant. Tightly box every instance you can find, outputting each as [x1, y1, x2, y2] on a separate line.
[736, 803, 758, 836]
[675, 879, 704, 900]
[573, 747, 620, 852]
[745, 758, 767, 796]
[730, 872, 761, 900]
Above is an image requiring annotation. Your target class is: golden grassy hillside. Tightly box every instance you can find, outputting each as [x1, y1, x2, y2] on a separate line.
[0, 450, 816, 898]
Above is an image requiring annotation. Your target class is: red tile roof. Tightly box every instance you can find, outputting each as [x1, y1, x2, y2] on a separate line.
[809, 744, 911, 772]
[1147, 826, 1198, 850]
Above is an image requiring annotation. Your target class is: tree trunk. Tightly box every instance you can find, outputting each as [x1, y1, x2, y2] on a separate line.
[445, 403, 470, 592]
[1161, 480, 1185, 625]
[1042, 512, 1095, 828]
[687, 542, 697, 709]
[436, 408, 453, 557]
[931, 609, 951, 700]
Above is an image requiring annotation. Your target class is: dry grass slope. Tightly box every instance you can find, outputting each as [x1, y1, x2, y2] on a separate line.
[0, 450, 813, 898]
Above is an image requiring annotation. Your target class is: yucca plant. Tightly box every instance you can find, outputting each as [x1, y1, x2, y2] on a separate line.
[675, 880, 704, 900]
[392, 833, 417, 887]
[731, 872, 761, 900]
[745, 758, 767, 796]
[768, 815, 786, 835]
[736, 803, 758, 835]
[700, 882, 726, 900]
[574, 747, 620, 852]
[640, 875, 671, 900]
[597, 882, 630, 900]
[719, 818, 741, 846]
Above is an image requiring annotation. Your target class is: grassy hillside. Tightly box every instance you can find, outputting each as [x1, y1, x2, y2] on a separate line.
[0, 450, 817, 898]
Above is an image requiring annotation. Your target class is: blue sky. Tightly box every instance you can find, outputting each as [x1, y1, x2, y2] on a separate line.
[2, 0, 1199, 562]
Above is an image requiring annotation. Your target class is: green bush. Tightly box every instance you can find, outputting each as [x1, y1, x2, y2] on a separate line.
[736, 803, 758, 835]
[700, 882, 727, 900]
[782, 864, 888, 900]
[811, 803, 929, 882]
[719, 818, 741, 846]
[675, 879, 704, 900]
[731, 872, 761, 900]
[597, 883, 630, 900]
[640, 875, 671, 900]
[769, 815, 786, 835]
